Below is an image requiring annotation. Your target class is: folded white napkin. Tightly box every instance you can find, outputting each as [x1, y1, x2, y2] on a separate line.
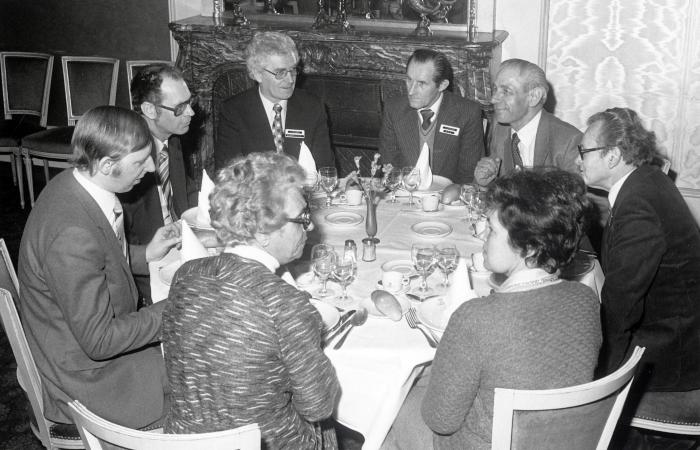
[298, 141, 317, 181]
[415, 142, 433, 190]
[195, 169, 215, 226]
[444, 257, 478, 319]
[180, 221, 210, 262]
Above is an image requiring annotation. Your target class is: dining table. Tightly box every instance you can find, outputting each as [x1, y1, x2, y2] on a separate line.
[149, 185, 605, 450]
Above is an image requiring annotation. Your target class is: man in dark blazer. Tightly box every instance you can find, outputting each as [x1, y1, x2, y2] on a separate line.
[214, 31, 335, 171]
[18, 106, 181, 429]
[379, 49, 485, 184]
[474, 59, 581, 186]
[579, 107, 700, 441]
[120, 64, 197, 302]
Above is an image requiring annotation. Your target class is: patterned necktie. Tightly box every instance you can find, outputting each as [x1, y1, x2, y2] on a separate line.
[272, 103, 284, 153]
[420, 109, 435, 131]
[158, 146, 174, 224]
[113, 200, 128, 262]
[511, 132, 524, 168]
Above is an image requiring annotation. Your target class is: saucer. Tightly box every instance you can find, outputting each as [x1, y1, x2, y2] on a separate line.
[310, 299, 340, 330]
[411, 221, 453, 238]
[324, 211, 364, 226]
[376, 280, 409, 295]
[380, 259, 416, 277]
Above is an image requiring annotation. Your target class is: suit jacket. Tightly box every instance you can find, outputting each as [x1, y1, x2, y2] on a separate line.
[489, 110, 581, 175]
[18, 170, 168, 427]
[379, 91, 485, 184]
[214, 87, 335, 171]
[599, 164, 700, 391]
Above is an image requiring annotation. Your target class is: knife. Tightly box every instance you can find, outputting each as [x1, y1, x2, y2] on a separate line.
[323, 309, 355, 341]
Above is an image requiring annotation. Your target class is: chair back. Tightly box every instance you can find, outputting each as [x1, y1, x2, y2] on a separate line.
[125, 60, 172, 110]
[69, 400, 261, 450]
[61, 56, 119, 126]
[492, 346, 645, 450]
[1, 52, 54, 127]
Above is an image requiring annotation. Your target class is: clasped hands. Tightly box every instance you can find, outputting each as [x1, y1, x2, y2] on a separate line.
[473, 157, 502, 187]
[145, 221, 182, 263]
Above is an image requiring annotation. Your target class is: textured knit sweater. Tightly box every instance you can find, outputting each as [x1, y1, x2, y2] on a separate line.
[162, 253, 340, 449]
[422, 281, 601, 449]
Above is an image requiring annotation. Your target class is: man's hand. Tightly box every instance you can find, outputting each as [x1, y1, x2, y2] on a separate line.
[146, 222, 182, 262]
[474, 157, 501, 187]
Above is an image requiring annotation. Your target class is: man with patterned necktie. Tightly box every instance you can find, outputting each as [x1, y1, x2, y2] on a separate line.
[120, 63, 197, 303]
[379, 48, 485, 184]
[214, 31, 335, 171]
[474, 58, 582, 186]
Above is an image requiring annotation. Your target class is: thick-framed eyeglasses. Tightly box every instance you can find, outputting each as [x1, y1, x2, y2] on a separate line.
[263, 67, 298, 80]
[577, 144, 614, 159]
[156, 96, 196, 117]
[286, 205, 312, 231]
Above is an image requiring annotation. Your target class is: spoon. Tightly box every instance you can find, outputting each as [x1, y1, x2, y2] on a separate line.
[333, 308, 368, 349]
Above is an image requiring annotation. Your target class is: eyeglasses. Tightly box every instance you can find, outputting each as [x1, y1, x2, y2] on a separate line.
[286, 205, 312, 231]
[263, 67, 298, 80]
[577, 144, 614, 159]
[156, 96, 196, 117]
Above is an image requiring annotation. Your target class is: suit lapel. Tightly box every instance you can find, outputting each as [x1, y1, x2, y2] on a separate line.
[398, 102, 420, 165]
[284, 94, 303, 160]
[167, 137, 188, 216]
[433, 94, 454, 174]
[533, 111, 551, 167]
[249, 94, 277, 152]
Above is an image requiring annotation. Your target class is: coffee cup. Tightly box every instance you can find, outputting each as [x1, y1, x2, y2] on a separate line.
[468, 266, 492, 297]
[471, 251, 486, 272]
[381, 270, 409, 293]
[345, 189, 363, 206]
[422, 194, 440, 212]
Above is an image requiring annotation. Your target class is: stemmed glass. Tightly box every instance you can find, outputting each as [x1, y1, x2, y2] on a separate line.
[318, 167, 338, 209]
[333, 253, 356, 305]
[311, 244, 336, 298]
[401, 167, 421, 207]
[436, 244, 459, 289]
[383, 170, 402, 203]
[411, 243, 436, 300]
[460, 184, 485, 224]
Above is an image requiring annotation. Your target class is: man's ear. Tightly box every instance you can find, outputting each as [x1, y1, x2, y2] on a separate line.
[97, 157, 116, 175]
[607, 147, 623, 168]
[527, 87, 546, 107]
[438, 78, 450, 93]
[140, 101, 158, 120]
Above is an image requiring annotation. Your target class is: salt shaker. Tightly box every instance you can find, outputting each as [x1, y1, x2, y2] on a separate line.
[361, 237, 376, 261]
[344, 239, 357, 264]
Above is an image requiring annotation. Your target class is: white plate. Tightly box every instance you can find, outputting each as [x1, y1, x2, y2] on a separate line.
[396, 175, 452, 198]
[411, 221, 453, 238]
[324, 211, 364, 226]
[380, 259, 416, 276]
[181, 207, 214, 231]
[158, 260, 182, 286]
[417, 297, 449, 336]
[361, 294, 410, 319]
[310, 299, 340, 331]
[376, 280, 409, 295]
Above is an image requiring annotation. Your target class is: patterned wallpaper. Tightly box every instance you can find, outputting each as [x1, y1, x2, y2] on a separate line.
[544, 0, 700, 191]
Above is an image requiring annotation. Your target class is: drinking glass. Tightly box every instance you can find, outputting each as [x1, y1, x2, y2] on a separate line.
[311, 244, 336, 297]
[302, 171, 318, 207]
[460, 183, 478, 223]
[411, 243, 436, 299]
[318, 167, 338, 208]
[436, 244, 459, 289]
[333, 253, 356, 305]
[401, 167, 421, 207]
[383, 170, 402, 203]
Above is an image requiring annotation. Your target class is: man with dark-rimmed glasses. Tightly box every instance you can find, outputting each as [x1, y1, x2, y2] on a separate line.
[120, 63, 198, 304]
[214, 31, 335, 172]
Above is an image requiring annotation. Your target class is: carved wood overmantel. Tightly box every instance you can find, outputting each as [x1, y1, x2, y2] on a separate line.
[170, 15, 507, 176]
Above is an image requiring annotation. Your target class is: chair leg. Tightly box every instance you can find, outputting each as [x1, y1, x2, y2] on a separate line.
[23, 150, 36, 208]
[15, 149, 25, 209]
[43, 160, 50, 184]
[10, 151, 18, 186]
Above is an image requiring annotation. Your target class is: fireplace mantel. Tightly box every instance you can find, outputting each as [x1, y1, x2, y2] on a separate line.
[170, 15, 507, 176]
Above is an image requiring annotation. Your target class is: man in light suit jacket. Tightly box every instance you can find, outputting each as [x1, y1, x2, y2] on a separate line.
[579, 107, 700, 445]
[18, 106, 181, 430]
[214, 31, 335, 172]
[379, 49, 485, 184]
[120, 64, 197, 303]
[474, 59, 581, 186]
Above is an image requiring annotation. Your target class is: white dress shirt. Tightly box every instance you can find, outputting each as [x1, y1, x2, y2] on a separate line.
[511, 110, 542, 168]
[259, 90, 288, 131]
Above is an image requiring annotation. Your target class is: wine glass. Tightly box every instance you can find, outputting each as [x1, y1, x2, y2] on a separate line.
[333, 253, 356, 305]
[401, 167, 421, 207]
[411, 243, 436, 300]
[460, 183, 478, 223]
[436, 244, 459, 289]
[383, 170, 402, 203]
[318, 167, 338, 208]
[311, 244, 336, 298]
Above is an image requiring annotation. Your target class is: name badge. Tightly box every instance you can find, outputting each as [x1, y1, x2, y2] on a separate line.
[439, 124, 460, 136]
[285, 129, 305, 138]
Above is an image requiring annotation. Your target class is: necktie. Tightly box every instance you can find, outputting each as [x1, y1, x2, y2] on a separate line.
[272, 103, 284, 153]
[511, 132, 524, 168]
[158, 146, 174, 224]
[420, 109, 434, 131]
[113, 200, 128, 262]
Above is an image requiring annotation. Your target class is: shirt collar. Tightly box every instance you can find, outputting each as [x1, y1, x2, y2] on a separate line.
[608, 168, 636, 208]
[72, 169, 120, 223]
[224, 244, 280, 273]
[511, 110, 541, 146]
[418, 92, 444, 121]
[258, 89, 288, 128]
[495, 267, 560, 293]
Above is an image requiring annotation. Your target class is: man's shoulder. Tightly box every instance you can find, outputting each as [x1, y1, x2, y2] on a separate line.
[222, 87, 258, 107]
[289, 88, 325, 108]
[541, 110, 582, 139]
[443, 91, 482, 111]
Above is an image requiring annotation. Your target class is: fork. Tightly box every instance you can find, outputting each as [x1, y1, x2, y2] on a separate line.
[406, 307, 438, 348]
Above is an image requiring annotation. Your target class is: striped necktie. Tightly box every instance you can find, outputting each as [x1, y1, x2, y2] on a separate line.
[158, 145, 174, 224]
[420, 109, 434, 131]
[272, 103, 284, 153]
[113, 200, 128, 262]
[511, 132, 524, 168]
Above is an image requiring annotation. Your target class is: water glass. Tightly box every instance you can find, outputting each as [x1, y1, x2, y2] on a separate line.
[318, 167, 338, 208]
[436, 244, 459, 288]
[411, 243, 436, 299]
[311, 244, 336, 297]
[401, 167, 420, 207]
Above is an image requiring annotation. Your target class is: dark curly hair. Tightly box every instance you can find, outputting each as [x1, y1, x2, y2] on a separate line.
[587, 107, 657, 167]
[486, 168, 593, 273]
[130, 63, 183, 113]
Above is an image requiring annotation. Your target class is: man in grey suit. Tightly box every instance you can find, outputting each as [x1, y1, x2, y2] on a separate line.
[18, 106, 180, 429]
[379, 49, 485, 184]
[474, 58, 581, 186]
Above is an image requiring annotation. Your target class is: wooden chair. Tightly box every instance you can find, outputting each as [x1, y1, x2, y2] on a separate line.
[0, 52, 54, 208]
[22, 56, 118, 207]
[491, 346, 645, 450]
[125, 60, 171, 110]
[69, 400, 261, 450]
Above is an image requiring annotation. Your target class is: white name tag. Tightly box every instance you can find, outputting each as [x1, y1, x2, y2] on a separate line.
[285, 129, 305, 138]
[439, 124, 460, 136]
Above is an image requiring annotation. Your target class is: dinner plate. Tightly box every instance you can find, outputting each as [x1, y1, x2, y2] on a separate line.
[416, 297, 449, 337]
[324, 211, 364, 226]
[158, 260, 182, 286]
[411, 221, 453, 238]
[361, 294, 410, 319]
[396, 175, 452, 198]
[310, 299, 340, 331]
[380, 259, 416, 277]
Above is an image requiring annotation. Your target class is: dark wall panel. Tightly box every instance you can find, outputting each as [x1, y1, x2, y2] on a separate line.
[0, 0, 172, 125]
